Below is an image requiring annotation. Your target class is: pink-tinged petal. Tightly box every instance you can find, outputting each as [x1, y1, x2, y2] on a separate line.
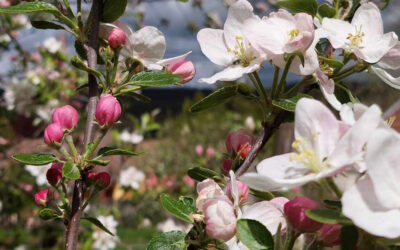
[157, 51, 191, 66]
[328, 104, 381, 168]
[197, 28, 233, 67]
[199, 57, 264, 84]
[283, 31, 313, 54]
[355, 32, 398, 63]
[295, 98, 340, 160]
[342, 176, 400, 239]
[99, 23, 118, 40]
[366, 128, 400, 210]
[242, 199, 288, 235]
[223, 0, 259, 48]
[351, 2, 383, 38]
[240, 154, 315, 191]
[316, 69, 342, 111]
[378, 42, 400, 70]
[370, 66, 400, 89]
[271, 46, 319, 76]
[321, 18, 354, 49]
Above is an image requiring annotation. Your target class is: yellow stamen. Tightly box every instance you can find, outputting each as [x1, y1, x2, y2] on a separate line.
[288, 29, 300, 41]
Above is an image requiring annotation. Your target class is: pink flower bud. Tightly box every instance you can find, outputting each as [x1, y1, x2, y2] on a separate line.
[204, 196, 236, 241]
[46, 162, 63, 186]
[86, 171, 96, 185]
[222, 159, 232, 173]
[183, 175, 194, 187]
[34, 189, 52, 206]
[226, 180, 249, 204]
[206, 147, 215, 157]
[284, 196, 323, 233]
[195, 145, 203, 155]
[0, 1, 10, 7]
[44, 123, 64, 145]
[108, 27, 127, 49]
[95, 94, 121, 127]
[146, 173, 158, 189]
[167, 60, 196, 84]
[94, 172, 111, 189]
[52, 105, 79, 131]
[225, 129, 254, 158]
[318, 224, 341, 247]
[196, 179, 224, 212]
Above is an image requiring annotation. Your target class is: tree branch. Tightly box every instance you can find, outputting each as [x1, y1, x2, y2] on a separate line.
[65, 0, 102, 249]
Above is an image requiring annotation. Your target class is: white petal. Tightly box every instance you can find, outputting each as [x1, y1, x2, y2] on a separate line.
[295, 98, 340, 160]
[240, 154, 315, 191]
[351, 2, 383, 38]
[99, 23, 118, 40]
[157, 51, 192, 66]
[126, 26, 166, 65]
[370, 66, 400, 89]
[342, 176, 400, 239]
[377, 42, 400, 70]
[321, 18, 354, 49]
[197, 28, 233, 66]
[355, 32, 398, 63]
[366, 128, 400, 209]
[270, 46, 319, 76]
[328, 104, 381, 168]
[316, 69, 342, 111]
[242, 200, 288, 235]
[229, 170, 240, 208]
[223, 0, 259, 48]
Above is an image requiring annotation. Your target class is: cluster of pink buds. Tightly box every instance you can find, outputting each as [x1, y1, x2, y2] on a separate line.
[44, 105, 79, 146]
[222, 129, 254, 173]
[95, 94, 122, 128]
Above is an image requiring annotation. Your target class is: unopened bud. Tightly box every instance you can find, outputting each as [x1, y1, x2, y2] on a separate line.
[44, 123, 64, 146]
[46, 162, 63, 186]
[167, 60, 196, 84]
[222, 159, 232, 173]
[284, 196, 323, 233]
[34, 189, 52, 206]
[226, 180, 249, 204]
[108, 27, 127, 49]
[225, 129, 254, 158]
[94, 172, 111, 189]
[52, 105, 79, 131]
[95, 94, 121, 127]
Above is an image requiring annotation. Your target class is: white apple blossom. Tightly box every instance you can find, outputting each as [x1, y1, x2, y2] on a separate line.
[25, 164, 51, 186]
[43, 37, 62, 54]
[342, 128, 400, 238]
[118, 166, 145, 190]
[240, 98, 382, 191]
[196, 179, 224, 212]
[197, 0, 266, 84]
[156, 218, 190, 233]
[370, 42, 400, 89]
[321, 2, 398, 63]
[120, 129, 144, 145]
[246, 8, 318, 75]
[92, 215, 119, 250]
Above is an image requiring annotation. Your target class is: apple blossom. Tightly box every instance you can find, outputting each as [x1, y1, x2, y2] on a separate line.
[226, 180, 249, 204]
[370, 42, 400, 89]
[226, 129, 254, 158]
[241, 98, 382, 191]
[321, 2, 397, 64]
[342, 128, 400, 238]
[108, 27, 127, 49]
[197, 0, 266, 84]
[34, 189, 52, 206]
[196, 179, 224, 212]
[51, 105, 79, 131]
[95, 94, 121, 127]
[284, 196, 323, 233]
[245, 8, 318, 75]
[44, 123, 64, 145]
[203, 196, 237, 241]
[164, 58, 196, 84]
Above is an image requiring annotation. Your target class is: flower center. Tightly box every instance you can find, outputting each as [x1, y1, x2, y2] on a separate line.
[289, 136, 325, 173]
[346, 26, 365, 49]
[288, 29, 300, 42]
[227, 36, 255, 67]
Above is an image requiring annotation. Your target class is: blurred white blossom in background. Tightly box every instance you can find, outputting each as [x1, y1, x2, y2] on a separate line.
[92, 215, 119, 250]
[119, 166, 145, 190]
[25, 164, 51, 186]
[156, 218, 190, 233]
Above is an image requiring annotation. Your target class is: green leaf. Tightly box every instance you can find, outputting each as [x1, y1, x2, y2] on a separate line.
[0, 1, 60, 15]
[160, 194, 195, 223]
[74, 83, 89, 92]
[12, 154, 57, 165]
[272, 93, 312, 112]
[86, 158, 110, 166]
[71, 55, 102, 78]
[189, 84, 247, 112]
[187, 167, 223, 185]
[319, 56, 344, 68]
[340, 226, 358, 250]
[179, 196, 196, 213]
[306, 209, 353, 225]
[31, 20, 65, 30]
[237, 219, 274, 250]
[62, 161, 81, 180]
[127, 71, 182, 87]
[277, 0, 318, 15]
[82, 217, 115, 236]
[39, 208, 59, 220]
[102, 0, 127, 23]
[147, 231, 186, 250]
[97, 147, 145, 157]
[119, 89, 152, 103]
[249, 189, 274, 201]
[318, 3, 336, 18]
